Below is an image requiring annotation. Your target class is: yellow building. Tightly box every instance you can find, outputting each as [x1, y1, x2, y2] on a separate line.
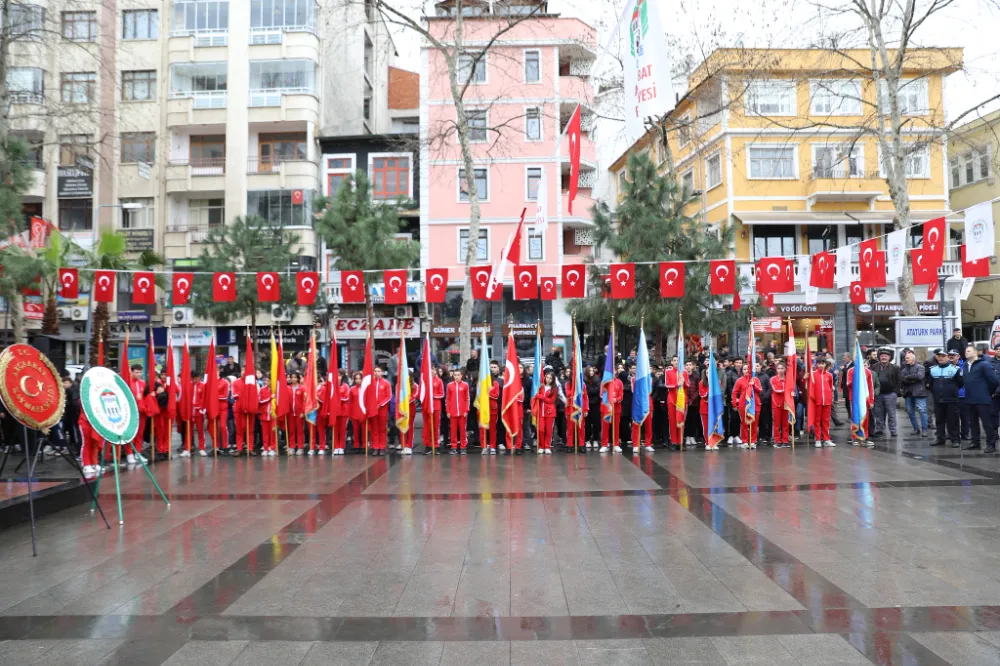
[610, 48, 964, 353]
[949, 109, 999, 342]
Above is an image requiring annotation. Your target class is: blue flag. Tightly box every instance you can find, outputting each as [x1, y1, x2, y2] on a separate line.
[531, 327, 542, 424]
[632, 327, 651, 426]
[851, 339, 870, 441]
[706, 348, 725, 447]
[570, 320, 585, 424]
[601, 328, 615, 423]
[745, 324, 757, 423]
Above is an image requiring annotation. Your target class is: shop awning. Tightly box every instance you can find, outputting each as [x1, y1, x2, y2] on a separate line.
[732, 210, 964, 226]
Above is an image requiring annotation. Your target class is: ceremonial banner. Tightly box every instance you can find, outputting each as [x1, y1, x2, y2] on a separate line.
[0, 345, 65, 432]
[80, 366, 139, 444]
[965, 201, 996, 262]
[622, 0, 674, 142]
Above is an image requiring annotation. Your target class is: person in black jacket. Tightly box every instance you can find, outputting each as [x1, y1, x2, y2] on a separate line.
[963, 345, 999, 453]
[585, 366, 602, 446]
[871, 349, 901, 438]
[724, 359, 742, 444]
[946, 329, 969, 356]
[652, 366, 668, 445]
[758, 366, 772, 445]
[544, 347, 565, 376]
[928, 349, 963, 447]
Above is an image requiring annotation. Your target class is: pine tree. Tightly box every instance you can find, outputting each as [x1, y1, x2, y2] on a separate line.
[574, 151, 741, 358]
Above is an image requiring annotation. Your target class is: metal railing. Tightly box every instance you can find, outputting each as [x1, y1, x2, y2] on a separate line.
[809, 167, 882, 180]
[167, 223, 219, 242]
[247, 87, 315, 107]
[246, 156, 310, 174]
[169, 28, 228, 47]
[248, 25, 317, 44]
[170, 157, 226, 174]
[169, 90, 228, 109]
[9, 91, 44, 104]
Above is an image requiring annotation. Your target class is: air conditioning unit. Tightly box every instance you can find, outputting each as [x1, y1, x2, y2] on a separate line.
[70, 307, 88, 321]
[394, 305, 412, 318]
[272, 305, 292, 323]
[172, 307, 194, 325]
[58, 307, 73, 320]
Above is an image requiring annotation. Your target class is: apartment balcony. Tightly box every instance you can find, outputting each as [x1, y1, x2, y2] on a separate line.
[168, 30, 229, 64]
[246, 89, 319, 125]
[246, 157, 319, 191]
[247, 28, 320, 60]
[806, 168, 885, 207]
[561, 191, 597, 226]
[559, 75, 593, 107]
[167, 92, 228, 127]
[22, 164, 46, 201]
[164, 223, 218, 259]
[165, 158, 226, 194]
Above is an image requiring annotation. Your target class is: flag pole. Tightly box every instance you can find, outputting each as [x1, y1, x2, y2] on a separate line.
[789, 318, 795, 452]
[168, 325, 173, 462]
[678, 313, 685, 452]
[246, 329, 251, 460]
[573, 312, 578, 456]
[612, 314, 618, 452]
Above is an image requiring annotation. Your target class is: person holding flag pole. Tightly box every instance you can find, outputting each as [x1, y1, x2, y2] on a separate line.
[732, 320, 762, 450]
[669, 316, 688, 453]
[179, 332, 194, 456]
[204, 333, 219, 458]
[567, 315, 587, 454]
[476, 328, 494, 454]
[419, 334, 439, 456]
[631, 319, 652, 456]
[268, 329, 280, 457]
[164, 329, 178, 460]
[531, 321, 542, 428]
[600, 317, 623, 454]
[395, 329, 414, 455]
[804, 329, 814, 448]
[303, 329, 319, 454]
[771, 320, 796, 450]
[704, 348, 726, 451]
[847, 339, 875, 447]
[501, 327, 524, 455]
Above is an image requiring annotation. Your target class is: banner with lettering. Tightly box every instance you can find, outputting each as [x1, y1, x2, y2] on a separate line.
[622, 0, 674, 142]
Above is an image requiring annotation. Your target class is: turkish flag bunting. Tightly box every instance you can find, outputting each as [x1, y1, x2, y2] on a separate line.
[425, 268, 448, 303]
[470, 266, 499, 300]
[928, 280, 939, 300]
[709, 260, 735, 295]
[297, 272, 319, 306]
[961, 245, 990, 278]
[133, 271, 156, 305]
[513, 265, 538, 300]
[754, 264, 765, 295]
[257, 272, 280, 302]
[849, 281, 867, 305]
[858, 239, 886, 288]
[540, 276, 557, 300]
[566, 104, 582, 215]
[811, 251, 835, 289]
[732, 292, 741, 311]
[58, 268, 78, 299]
[760, 293, 774, 308]
[341, 270, 365, 303]
[173, 272, 194, 305]
[922, 217, 946, 268]
[759, 257, 792, 293]
[659, 262, 685, 298]
[383, 269, 408, 305]
[561, 264, 586, 298]
[93, 270, 115, 302]
[213, 272, 236, 302]
[609, 263, 635, 299]
[911, 248, 937, 285]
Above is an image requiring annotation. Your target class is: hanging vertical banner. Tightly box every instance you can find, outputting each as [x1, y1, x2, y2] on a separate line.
[964, 201, 996, 262]
[622, 0, 674, 142]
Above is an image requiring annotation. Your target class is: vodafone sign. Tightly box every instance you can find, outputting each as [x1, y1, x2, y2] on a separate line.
[334, 317, 419, 339]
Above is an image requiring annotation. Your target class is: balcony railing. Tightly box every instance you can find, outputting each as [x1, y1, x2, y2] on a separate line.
[246, 156, 310, 174]
[169, 29, 228, 47]
[9, 91, 44, 105]
[170, 157, 226, 175]
[169, 90, 228, 109]
[167, 223, 220, 243]
[249, 25, 317, 43]
[809, 167, 882, 180]
[248, 88, 314, 107]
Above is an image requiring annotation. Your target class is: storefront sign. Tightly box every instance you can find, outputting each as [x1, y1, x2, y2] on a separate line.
[80, 367, 138, 444]
[57, 168, 93, 198]
[895, 316, 957, 348]
[334, 317, 419, 339]
[432, 324, 491, 337]
[70, 322, 144, 341]
[769, 303, 835, 316]
[503, 323, 544, 337]
[124, 229, 154, 252]
[153, 327, 215, 348]
[117, 310, 150, 323]
[217, 325, 317, 348]
[752, 317, 782, 333]
[0, 344, 65, 432]
[858, 302, 941, 315]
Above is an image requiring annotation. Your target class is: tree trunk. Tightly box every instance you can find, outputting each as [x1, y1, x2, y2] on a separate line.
[8, 291, 25, 344]
[41, 292, 58, 335]
[88, 303, 109, 367]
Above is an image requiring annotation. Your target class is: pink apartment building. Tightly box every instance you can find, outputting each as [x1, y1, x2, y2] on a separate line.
[420, 0, 597, 360]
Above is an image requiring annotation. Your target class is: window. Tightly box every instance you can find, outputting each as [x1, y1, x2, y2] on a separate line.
[170, 63, 227, 106]
[7, 67, 44, 104]
[457, 54, 486, 84]
[677, 114, 691, 148]
[59, 134, 92, 167]
[249, 0, 316, 29]
[812, 144, 863, 178]
[172, 1, 229, 32]
[527, 228, 543, 260]
[524, 50, 540, 83]
[879, 78, 929, 116]
[617, 169, 627, 194]
[744, 80, 796, 116]
[58, 199, 93, 231]
[845, 224, 864, 261]
[753, 225, 795, 259]
[680, 169, 694, 193]
[61, 72, 95, 104]
[9, 4, 45, 39]
[119, 198, 155, 229]
[189, 135, 226, 170]
[123, 9, 158, 39]
[326, 156, 353, 196]
[14, 133, 44, 169]
[371, 155, 410, 200]
[247, 189, 314, 226]
[459, 167, 488, 201]
[62, 11, 96, 40]
[249, 59, 316, 91]
[189, 198, 225, 227]
[810, 79, 862, 115]
[881, 144, 930, 179]
[526, 167, 542, 201]
[468, 109, 488, 142]
[748, 145, 796, 179]
[951, 147, 991, 187]
[459, 229, 488, 261]
[806, 226, 837, 255]
[257, 132, 307, 171]
[705, 153, 722, 189]
[525, 107, 542, 141]
[122, 71, 156, 101]
[121, 133, 155, 164]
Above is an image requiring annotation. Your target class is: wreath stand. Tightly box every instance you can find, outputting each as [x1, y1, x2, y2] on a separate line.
[89, 437, 170, 525]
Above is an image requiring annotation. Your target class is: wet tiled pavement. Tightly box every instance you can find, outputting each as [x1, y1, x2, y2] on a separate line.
[2, 429, 1000, 664]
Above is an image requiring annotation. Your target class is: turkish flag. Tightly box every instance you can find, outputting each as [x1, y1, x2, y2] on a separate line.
[659, 262, 685, 298]
[858, 240, 886, 288]
[561, 264, 586, 298]
[709, 260, 735, 295]
[566, 104, 582, 215]
[540, 276, 557, 300]
[759, 257, 792, 293]
[911, 248, 937, 285]
[213, 272, 236, 302]
[922, 217, 946, 268]
[132, 271, 156, 305]
[609, 262, 635, 299]
[173, 272, 194, 305]
[760, 293, 774, 308]
[93, 270, 115, 302]
[58, 268, 78, 299]
[383, 269, 407, 305]
[928, 280, 939, 300]
[733, 292, 741, 311]
[257, 272, 280, 302]
[297, 271, 319, 306]
[754, 263, 765, 295]
[849, 281, 867, 305]
[500, 333, 524, 437]
[341, 270, 365, 303]
[961, 245, 990, 278]
[425, 268, 448, 303]
[514, 264, 538, 300]
[811, 251, 834, 289]
[471, 266, 499, 300]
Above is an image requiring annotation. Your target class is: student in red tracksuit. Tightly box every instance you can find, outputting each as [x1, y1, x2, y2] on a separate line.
[446, 369, 470, 454]
[731, 365, 762, 449]
[315, 377, 331, 455]
[191, 373, 206, 453]
[78, 388, 104, 475]
[147, 378, 169, 460]
[348, 371, 366, 450]
[207, 375, 229, 453]
[600, 374, 623, 453]
[403, 376, 417, 452]
[665, 361, 689, 450]
[699, 375, 710, 448]
[565, 377, 587, 450]
[631, 374, 653, 452]
[258, 381, 275, 455]
[332, 371, 350, 454]
[770, 362, 790, 448]
[535, 370, 557, 453]
[231, 374, 248, 454]
[286, 373, 305, 454]
[420, 367, 444, 455]
[480, 361, 501, 453]
[368, 367, 392, 454]
[127, 366, 147, 463]
[812, 358, 838, 446]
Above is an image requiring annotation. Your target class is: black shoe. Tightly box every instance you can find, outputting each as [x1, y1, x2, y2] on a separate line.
[985, 447, 997, 454]
[962, 442, 981, 450]
[460, 449, 467, 455]
[514, 449, 522, 456]
[449, 449, 458, 455]
[931, 440, 945, 447]
[423, 449, 434, 455]
[890, 432, 897, 438]
[872, 432, 884, 439]
[909, 430, 921, 436]
[949, 442, 961, 448]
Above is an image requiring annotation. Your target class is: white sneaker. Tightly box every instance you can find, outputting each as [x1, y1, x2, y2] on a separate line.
[727, 436, 734, 444]
[864, 440, 875, 448]
[738, 443, 749, 449]
[307, 449, 315, 456]
[199, 449, 207, 457]
[179, 450, 191, 458]
[481, 447, 489, 455]
[749, 443, 757, 450]
[645, 446, 654, 452]
[815, 441, 823, 448]
[824, 440, 836, 447]
[735, 437, 743, 445]
[126, 454, 138, 465]
[43, 445, 56, 455]
[632, 446, 639, 454]
[498, 444, 506, 451]
[599, 446, 609, 453]
[297, 449, 304, 456]
[613, 446, 622, 453]
[545, 449, 552, 455]
[537, 449, 543, 455]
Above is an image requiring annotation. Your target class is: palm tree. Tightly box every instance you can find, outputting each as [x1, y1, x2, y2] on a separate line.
[0, 245, 46, 344]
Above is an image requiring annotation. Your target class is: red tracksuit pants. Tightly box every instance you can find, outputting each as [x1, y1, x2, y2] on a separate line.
[739, 408, 758, 444]
[565, 415, 584, 447]
[207, 415, 227, 451]
[333, 416, 348, 450]
[537, 416, 555, 450]
[79, 415, 102, 467]
[260, 419, 275, 451]
[154, 413, 170, 454]
[422, 402, 441, 449]
[668, 403, 684, 444]
[601, 410, 621, 446]
[480, 408, 498, 449]
[184, 416, 206, 450]
[316, 421, 329, 450]
[284, 416, 304, 450]
[351, 418, 366, 448]
[507, 420, 523, 449]
[234, 411, 254, 452]
[133, 413, 147, 451]
[632, 417, 652, 448]
[700, 409, 709, 443]
[369, 413, 387, 450]
[450, 415, 467, 449]
[772, 404, 789, 444]
[813, 403, 832, 441]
